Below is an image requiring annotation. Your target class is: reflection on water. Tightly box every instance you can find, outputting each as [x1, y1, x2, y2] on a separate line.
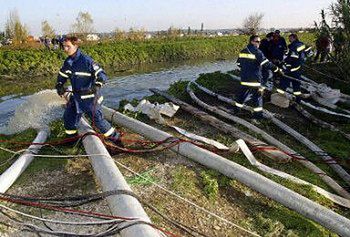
[0, 59, 236, 131]
[103, 59, 236, 108]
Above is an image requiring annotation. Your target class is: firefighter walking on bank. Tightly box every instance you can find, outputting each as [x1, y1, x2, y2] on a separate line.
[55, 36, 121, 145]
[234, 35, 281, 122]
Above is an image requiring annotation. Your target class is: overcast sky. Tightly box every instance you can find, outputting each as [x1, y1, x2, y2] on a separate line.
[0, 0, 334, 36]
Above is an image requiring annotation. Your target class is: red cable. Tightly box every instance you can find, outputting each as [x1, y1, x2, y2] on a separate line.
[251, 145, 339, 165]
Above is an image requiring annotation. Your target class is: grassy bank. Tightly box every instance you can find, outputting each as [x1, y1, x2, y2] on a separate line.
[154, 72, 349, 236]
[0, 33, 315, 97]
[0, 36, 249, 77]
[1, 68, 350, 236]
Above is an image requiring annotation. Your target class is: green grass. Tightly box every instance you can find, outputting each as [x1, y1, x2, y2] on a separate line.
[0, 120, 86, 184]
[159, 71, 350, 235]
[126, 168, 158, 186]
[200, 169, 219, 201]
[0, 129, 37, 174]
[167, 80, 192, 102]
[171, 165, 200, 196]
[0, 33, 316, 97]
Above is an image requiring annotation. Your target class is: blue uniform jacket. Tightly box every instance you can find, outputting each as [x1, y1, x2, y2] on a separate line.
[57, 49, 108, 113]
[271, 37, 287, 62]
[259, 39, 272, 59]
[237, 44, 278, 87]
[284, 40, 306, 76]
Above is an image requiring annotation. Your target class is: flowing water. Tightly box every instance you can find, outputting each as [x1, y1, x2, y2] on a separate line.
[0, 90, 66, 134]
[0, 59, 237, 134]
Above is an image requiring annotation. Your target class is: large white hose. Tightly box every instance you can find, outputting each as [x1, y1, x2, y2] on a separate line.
[78, 118, 161, 237]
[102, 106, 350, 236]
[0, 129, 49, 193]
[236, 139, 350, 208]
[194, 81, 350, 188]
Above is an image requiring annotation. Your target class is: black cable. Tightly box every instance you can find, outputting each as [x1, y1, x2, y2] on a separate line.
[0, 189, 138, 208]
[39, 208, 54, 231]
[0, 208, 138, 237]
[0, 191, 210, 237]
[144, 201, 210, 237]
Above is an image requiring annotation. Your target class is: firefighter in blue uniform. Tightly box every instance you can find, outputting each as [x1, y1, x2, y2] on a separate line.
[259, 32, 274, 89]
[55, 36, 120, 144]
[270, 30, 287, 66]
[234, 35, 280, 120]
[277, 33, 311, 102]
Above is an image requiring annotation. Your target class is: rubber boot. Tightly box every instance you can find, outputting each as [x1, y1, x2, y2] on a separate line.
[251, 112, 263, 125]
[106, 130, 124, 154]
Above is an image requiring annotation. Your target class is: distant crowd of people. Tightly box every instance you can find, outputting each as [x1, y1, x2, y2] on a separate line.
[40, 36, 65, 50]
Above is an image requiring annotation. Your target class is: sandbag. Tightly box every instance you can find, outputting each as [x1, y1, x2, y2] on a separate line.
[124, 99, 179, 124]
[270, 93, 290, 108]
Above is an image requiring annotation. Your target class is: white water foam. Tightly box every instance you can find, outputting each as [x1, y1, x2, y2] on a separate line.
[0, 90, 66, 135]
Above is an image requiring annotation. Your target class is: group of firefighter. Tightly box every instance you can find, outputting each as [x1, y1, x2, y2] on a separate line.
[234, 30, 313, 121]
[54, 31, 314, 145]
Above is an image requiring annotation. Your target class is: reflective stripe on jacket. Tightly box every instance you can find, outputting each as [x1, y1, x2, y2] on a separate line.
[57, 49, 108, 92]
[237, 44, 278, 86]
[57, 49, 108, 112]
[284, 40, 306, 74]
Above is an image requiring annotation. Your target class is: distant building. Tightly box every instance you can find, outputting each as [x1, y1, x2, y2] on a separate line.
[86, 34, 100, 41]
[3, 38, 12, 45]
[26, 35, 35, 42]
[145, 33, 152, 39]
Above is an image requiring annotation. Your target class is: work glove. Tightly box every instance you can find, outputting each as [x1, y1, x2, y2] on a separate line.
[276, 68, 284, 76]
[93, 78, 104, 94]
[258, 87, 265, 95]
[92, 84, 101, 94]
[55, 83, 65, 96]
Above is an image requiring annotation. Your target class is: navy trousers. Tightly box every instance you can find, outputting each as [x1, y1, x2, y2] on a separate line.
[278, 72, 303, 101]
[234, 85, 263, 119]
[64, 96, 114, 136]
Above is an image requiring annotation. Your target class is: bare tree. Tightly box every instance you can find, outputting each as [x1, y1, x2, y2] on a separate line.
[127, 27, 146, 41]
[114, 28, 127, 41]
[241, 12, 264, 35]
[41, 20, 55, 37]
[167, 26, 181, 38]
[5, 9, 28, 44]
[71, 11, 94, 36]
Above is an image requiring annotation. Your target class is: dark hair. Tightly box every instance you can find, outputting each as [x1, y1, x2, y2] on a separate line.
[289, 33, 298, 40]
[275, 30, 281, 34]
[249, 35, 259, 43]
[266, 32, 274, 38]
[64, 36, 79, 45]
